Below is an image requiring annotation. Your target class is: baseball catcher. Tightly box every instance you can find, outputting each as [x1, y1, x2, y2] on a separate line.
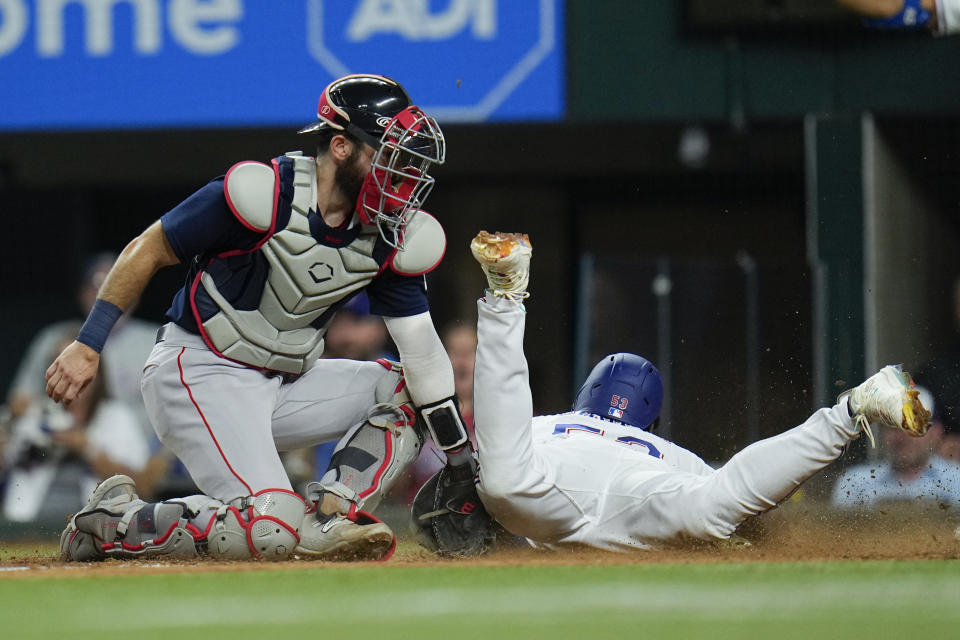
[51, 74, 477, 562]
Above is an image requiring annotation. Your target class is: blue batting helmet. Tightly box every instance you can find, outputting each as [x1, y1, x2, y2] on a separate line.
[573, 353, 663, 429]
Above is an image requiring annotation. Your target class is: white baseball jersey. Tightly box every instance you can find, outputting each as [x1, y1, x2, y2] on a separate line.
[473, 295, 861, 551]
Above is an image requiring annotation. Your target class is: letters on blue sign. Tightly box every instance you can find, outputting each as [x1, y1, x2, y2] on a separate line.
[0, 0, 243, 58]
[0, 0, 564, 130]
[347, 0, 497, 42]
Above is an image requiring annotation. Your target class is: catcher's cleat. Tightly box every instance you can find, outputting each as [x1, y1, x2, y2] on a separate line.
[470, 231, 532, 302]
[59, 474, 141, 561]
[840, 364, 932, 447]
[294, 513, 395, 561]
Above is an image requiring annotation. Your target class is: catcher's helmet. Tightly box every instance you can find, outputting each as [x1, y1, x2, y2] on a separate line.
[298, 74, 412, 146]
[299, 74, 446, 250]
[573, 353, 663, 430]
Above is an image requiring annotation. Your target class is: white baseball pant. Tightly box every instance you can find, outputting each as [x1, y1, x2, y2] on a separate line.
[141, 323, 396, 502]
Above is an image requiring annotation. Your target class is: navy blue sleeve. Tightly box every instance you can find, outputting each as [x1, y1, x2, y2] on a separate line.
[366, 269, 430, 317]
[160, 179, 262, 261]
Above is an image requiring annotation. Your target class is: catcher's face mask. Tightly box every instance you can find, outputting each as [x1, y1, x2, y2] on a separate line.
[355, 106, 446, 250]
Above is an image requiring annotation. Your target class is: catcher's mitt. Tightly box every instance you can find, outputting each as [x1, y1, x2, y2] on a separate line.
[411, 463, 500, 557]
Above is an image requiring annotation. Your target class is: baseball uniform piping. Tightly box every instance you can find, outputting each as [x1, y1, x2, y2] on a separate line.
[176, 346, 253, 495]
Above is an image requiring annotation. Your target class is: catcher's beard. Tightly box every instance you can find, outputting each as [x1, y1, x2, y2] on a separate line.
[334, 143, 365, 206]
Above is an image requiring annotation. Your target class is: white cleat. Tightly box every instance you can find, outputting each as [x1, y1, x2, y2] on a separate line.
[295, 514, 395, 561]
[840, 364, 932, 447]
[470, 230, 532, 302]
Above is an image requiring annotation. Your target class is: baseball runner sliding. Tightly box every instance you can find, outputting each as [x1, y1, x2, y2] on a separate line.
[413, 232, 932, 554]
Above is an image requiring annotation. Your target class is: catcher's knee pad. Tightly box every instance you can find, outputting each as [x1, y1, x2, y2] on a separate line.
[184, 490, 306, 561]
[243, 489, 306, 560]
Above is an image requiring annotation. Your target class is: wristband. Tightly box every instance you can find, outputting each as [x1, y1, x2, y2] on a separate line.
[76, 299, 123, 353]
[419, 397, 469, 451]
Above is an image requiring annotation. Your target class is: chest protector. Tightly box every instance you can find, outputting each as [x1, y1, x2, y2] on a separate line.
[190, 152, 444, 375]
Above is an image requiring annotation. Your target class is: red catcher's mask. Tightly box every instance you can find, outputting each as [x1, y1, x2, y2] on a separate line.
[355, 106, 445, 249]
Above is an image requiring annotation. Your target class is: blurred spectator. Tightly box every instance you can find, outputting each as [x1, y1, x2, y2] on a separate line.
[6, 253, 159, 440]
[915, 275, 960, 461]
[3, 253, 196, 502]
[1, 326, 153, 523]
[831, 386, 960, 508]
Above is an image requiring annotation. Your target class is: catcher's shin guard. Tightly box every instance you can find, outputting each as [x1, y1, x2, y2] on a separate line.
[310, 360, 425, 515]
[61, 474, 198, 561]
[74, 501, 200, 560]
[61, 476, 305, 562]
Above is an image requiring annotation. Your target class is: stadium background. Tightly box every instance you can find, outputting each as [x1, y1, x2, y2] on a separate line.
[1, 0, 958, 473]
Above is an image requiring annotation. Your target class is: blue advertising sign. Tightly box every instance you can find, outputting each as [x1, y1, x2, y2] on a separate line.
[0, 0, 564, 131]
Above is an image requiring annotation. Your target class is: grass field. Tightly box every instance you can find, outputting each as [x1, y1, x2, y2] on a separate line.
[1, 543, 958, 640]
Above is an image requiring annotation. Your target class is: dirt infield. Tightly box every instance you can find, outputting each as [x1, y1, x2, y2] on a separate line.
[3, 501, 957, 579]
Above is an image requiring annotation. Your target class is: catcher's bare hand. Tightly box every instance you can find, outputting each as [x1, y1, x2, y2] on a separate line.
[45, 341, 100, 406]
